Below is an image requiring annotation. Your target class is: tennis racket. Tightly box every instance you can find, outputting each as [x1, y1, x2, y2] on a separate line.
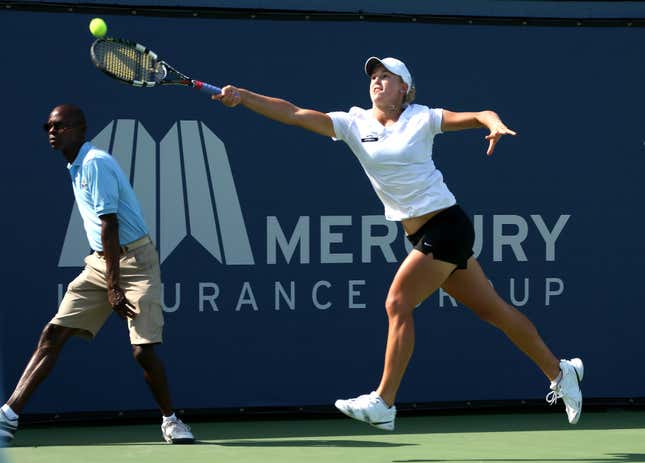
[90, 37, 221, 95]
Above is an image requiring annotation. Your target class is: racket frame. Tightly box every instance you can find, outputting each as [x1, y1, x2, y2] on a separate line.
[90, 37, 220, 94]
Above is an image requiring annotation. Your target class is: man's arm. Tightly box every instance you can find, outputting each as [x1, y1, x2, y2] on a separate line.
[100, 213, 136, 319]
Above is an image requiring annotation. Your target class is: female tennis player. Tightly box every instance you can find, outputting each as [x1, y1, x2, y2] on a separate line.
[212, 56, 583, 430]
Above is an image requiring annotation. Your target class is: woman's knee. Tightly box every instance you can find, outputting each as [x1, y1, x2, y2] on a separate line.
[385, 293, 415, 319]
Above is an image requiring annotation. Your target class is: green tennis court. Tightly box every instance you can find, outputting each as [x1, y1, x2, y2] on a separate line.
[5, 410, 645, 463]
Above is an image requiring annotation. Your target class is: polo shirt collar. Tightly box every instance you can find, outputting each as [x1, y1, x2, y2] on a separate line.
[370, 104, 413, 131]
[67, 142, 92, 171]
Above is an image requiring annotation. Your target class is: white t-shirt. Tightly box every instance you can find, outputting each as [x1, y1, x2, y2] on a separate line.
[328, 104, 456, 221]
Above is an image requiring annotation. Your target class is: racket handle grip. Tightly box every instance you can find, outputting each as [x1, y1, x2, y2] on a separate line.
[193, 80, 221, 95]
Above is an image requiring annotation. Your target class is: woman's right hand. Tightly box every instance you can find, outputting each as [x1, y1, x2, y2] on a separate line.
[211, 85, 242, 107]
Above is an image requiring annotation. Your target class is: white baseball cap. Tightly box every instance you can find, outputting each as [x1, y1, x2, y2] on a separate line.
[364, 56, 413, 94]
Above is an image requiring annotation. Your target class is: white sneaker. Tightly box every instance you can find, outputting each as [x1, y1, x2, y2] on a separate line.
[161, 417, 195, 444]
[334, 391, 396, 431]
[546, 358, 584, 424]
[0, 409, 18, 443]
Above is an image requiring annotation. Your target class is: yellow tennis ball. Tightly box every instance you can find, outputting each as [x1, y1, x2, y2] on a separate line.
[89, 18, 107, 38]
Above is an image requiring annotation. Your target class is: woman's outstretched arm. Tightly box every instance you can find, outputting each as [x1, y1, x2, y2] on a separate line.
[213, 85, 336, 138]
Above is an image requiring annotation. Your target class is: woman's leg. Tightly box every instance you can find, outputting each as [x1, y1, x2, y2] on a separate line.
[376, 251, 456, 406]
[335, 250, 456, 430]
[441, 256, 583, 424]
[441, 257, 560, 379]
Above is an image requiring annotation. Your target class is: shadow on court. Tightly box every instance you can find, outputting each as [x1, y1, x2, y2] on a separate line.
[392, 454, 645, 463]
[10, 419, 416, 448]
[200, 410, 645, 438]
[214, 439, 416, 447]
[10, 411, 645, 447]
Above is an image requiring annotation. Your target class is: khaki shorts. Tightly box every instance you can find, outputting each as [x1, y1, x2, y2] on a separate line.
[52, 237, 164, 344]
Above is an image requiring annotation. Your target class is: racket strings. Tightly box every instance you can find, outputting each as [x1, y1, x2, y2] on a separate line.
[94, 42, 157, 83]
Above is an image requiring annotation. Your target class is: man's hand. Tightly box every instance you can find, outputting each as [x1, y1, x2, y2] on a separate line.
[108, 286, 137, 319]
[99, 214, 136, 319]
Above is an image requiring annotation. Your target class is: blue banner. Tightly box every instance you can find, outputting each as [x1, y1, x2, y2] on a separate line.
[1, 10, 644, 413]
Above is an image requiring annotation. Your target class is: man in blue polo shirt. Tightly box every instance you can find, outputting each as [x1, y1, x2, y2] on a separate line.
[0, 104, 194, 445]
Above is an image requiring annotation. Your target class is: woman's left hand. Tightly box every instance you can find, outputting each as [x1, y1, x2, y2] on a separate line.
[485, 123, 517, 156]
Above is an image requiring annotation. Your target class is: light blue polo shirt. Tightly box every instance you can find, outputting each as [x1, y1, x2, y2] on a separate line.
[68, 142, 149, 252]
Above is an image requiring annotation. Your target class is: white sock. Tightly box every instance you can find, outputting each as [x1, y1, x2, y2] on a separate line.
[550, 371, 563, 388]
[163, 412, 177, 422]
[1, 404, 18, 421]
